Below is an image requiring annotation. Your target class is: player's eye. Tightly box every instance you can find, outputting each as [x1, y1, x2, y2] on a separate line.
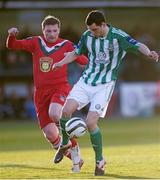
[91, 28, 99, 32]
[46, 30, 51, 33]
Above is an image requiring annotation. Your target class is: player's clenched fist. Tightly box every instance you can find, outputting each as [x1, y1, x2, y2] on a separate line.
[8, 28, 19, 36]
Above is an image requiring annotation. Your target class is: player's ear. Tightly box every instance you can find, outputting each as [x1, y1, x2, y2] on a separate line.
[58, 27, 60, 33]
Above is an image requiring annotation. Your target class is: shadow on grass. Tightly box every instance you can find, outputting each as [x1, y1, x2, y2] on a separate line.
[79, 171, 154, 179]
[0, 164, 156, 179]
[104, 173, 154, 179]
[0, 163, 56, 171]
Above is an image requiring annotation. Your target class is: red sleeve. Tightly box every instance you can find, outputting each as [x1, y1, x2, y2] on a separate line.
[75, 55, 88, 65]
[6, 35, 34, 53]
[66, 40, 88, 65]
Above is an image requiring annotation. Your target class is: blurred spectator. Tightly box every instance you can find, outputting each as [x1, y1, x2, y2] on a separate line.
[155, 81, 160, 114]
[5, 51, 18, 70]
[17, 53, 32, 70]
[24, 85, 36, 119]
[130, 26, 157, 49]
[120, 26, 159, 82]
[60, 26, 80, 44]
[24, 95, 36, 120]
[9, 91, 25, 118]
[0, 86, 14, 119]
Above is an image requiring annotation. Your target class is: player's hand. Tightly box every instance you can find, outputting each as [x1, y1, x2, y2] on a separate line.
[148, 51, 159, 62]
[64, 52, 69, 57]
[52, 62, 63, 70]
[8, 28, 19, 36]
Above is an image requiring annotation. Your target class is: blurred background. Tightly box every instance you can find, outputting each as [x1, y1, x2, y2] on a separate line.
[0, 0, 160, 121]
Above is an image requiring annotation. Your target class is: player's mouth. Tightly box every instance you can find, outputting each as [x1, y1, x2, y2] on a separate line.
[48, 37, 55, 42]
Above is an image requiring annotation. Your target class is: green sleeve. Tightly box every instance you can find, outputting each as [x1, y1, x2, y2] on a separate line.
[118, 31, 140, 54]
[75, 33, 87, 55]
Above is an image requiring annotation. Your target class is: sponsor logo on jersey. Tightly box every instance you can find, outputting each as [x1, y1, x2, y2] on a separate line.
[39, 57, 53, 72]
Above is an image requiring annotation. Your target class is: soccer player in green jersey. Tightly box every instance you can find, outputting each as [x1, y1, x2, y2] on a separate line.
[52, 10, 159, 175]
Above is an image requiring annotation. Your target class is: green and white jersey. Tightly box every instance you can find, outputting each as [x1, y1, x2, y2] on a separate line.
[75, 25, 140, 86]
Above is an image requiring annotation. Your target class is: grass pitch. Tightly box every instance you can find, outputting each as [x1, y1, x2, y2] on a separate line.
[0, 117, 160, 179]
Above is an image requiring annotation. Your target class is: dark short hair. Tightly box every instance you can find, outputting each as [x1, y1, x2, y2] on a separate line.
[41, 15, 60, 29]
[85, 10, 106, 26]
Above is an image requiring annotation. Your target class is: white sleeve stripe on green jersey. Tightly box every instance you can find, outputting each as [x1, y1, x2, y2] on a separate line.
[112, 28, 128, 37]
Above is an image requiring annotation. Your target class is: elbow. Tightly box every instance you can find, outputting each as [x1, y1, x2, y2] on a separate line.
[6, 42, 9, 48]
[6, 39, 9, 48]
[6, 36, 14, 49]
[6, 38, 11, 49]
[6, 43, 12, 49]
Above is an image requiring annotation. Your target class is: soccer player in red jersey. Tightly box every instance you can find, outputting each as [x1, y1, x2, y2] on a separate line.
[6, 15, 88, 172]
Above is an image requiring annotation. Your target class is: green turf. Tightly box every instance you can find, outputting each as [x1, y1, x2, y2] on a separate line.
[0, 117, 160, 179]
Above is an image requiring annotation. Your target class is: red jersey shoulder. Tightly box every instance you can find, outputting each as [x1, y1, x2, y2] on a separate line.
[25, 36, 39, 45]
[60, 38, 75, 51]
[52, 38, 75, 52]
[25, 36, 38, 40]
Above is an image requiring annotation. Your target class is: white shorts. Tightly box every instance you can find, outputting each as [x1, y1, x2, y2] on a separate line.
[67, 78, 115, 118]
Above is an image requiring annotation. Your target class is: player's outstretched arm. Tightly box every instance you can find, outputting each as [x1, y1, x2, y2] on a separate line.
[138, 43, 159, 62]
[6, 27, 33, 52]
[52, 50, 78, 70]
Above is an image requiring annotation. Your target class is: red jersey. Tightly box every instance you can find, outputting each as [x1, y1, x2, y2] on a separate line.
[6, 35, 88, 89]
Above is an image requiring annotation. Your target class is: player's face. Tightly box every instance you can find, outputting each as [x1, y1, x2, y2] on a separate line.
[43, 24, 60, 43]
[88, 23, 106, 38]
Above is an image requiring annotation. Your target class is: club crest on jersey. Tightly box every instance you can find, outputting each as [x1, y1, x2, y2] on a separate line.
[39, 57, 53, 72]
[98, 52, 107, 60]
[95, 51, 110, 64]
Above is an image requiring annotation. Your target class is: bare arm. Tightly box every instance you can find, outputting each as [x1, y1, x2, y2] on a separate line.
[138, 43, 159, 62]
[52, 50, 78, 70]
